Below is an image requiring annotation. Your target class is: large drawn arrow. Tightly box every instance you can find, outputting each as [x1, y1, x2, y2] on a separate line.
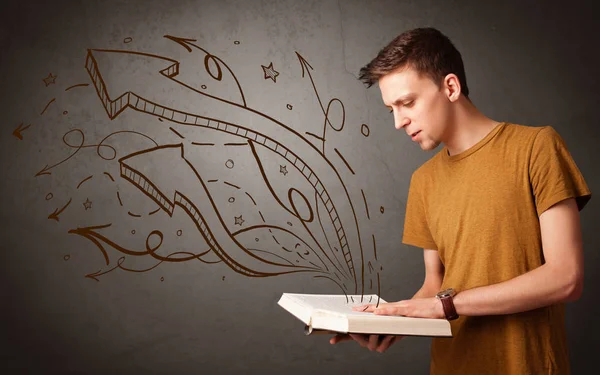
[85, 48, 370, 294]
[119, 143, 323, 277]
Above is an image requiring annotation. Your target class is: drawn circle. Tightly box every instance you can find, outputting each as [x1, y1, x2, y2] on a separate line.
[123, 37, 133, 43]
[201, 85, 207, 89]
[160, 276, 164, 282]
[324, 98, 345, 132]
[288, 188, 314, 223]
[64, 255, 70, 261]
[225, 159, 235, 169]
[204, 55, 223, 81]
[62, 111, 68, 115]
[234, 41, 240, 45]
[361, 124, 370, 137]
[380, 206, 384, 214]
[287, 221, 293, 226]
[45, 193, 53, 201]
[286, 104, 293, 110]
[177, 230, 182, 236]
[255, 238, 259, 242]
[131, 230, 136, 235]
[228, 197, 235, 203]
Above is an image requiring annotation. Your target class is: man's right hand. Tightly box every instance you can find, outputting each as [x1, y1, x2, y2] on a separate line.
[329, 333, 402, 353]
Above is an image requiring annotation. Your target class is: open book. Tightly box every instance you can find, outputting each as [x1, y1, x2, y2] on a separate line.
[278, 293, 452, 337]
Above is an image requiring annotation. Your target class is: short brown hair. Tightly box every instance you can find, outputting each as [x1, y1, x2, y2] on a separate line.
[358, 27, 469, 97]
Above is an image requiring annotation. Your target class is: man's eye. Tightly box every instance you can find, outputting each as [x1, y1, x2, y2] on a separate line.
[404, 101, 414, 107]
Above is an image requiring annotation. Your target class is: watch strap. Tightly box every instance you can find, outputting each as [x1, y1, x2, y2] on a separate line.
[440, 295, 458, 320]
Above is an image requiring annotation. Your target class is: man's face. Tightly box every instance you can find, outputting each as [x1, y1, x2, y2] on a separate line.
[379, 66, 451, 151]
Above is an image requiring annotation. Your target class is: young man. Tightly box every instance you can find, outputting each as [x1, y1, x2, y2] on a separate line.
[329, 27, 591, 374]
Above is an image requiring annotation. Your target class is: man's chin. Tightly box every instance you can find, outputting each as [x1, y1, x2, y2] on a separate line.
[419, 140, 440, 151]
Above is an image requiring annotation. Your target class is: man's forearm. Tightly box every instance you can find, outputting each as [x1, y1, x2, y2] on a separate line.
[412, 283, 439, 299]
[453, 263, 582, 316]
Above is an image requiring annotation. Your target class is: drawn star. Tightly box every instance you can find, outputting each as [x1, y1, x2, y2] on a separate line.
[43, 73, 57, 87]
[83, 198, 92, 210]
[234, 215, 244, 226]
[261, 62, 279, 82]
[280, 165, 288, 176]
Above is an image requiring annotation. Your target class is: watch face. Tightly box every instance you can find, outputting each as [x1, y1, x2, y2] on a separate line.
[437, 288, 455, 298]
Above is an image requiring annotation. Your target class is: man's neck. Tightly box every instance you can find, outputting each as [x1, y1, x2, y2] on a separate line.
[443, 97, 500, 156]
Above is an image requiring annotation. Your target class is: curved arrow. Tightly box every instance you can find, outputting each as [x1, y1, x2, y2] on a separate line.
[48, 198, 72, 222]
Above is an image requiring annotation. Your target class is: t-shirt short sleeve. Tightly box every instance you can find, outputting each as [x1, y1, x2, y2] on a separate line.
[402, 171, 438, 249]
[529, 126, 591, 216]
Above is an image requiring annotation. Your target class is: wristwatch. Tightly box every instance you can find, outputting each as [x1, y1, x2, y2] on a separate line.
[436, 288, 458, 320]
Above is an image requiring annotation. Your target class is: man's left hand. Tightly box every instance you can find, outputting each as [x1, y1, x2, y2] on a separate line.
[352, 297, 445, 319]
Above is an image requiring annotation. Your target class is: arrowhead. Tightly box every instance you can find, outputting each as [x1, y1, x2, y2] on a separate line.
[12, 124, 23, 140]
[295, 52, 313, 78]
[85, 270, 102, 282]
[85, 49, 180, 118]
[12, 123, 30, 140]
[48, 209, 60, 222]
[35, 165, 51, 177]
[164, 34, 197, 53]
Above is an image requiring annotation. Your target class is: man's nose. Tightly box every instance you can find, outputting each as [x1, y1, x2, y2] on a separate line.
[395, 116, 410, 130]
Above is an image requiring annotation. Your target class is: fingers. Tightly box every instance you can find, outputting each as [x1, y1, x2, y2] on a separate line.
[329, 333, 353, 345]
[375, 335, 401, 353]
[367, 334, 380, 351]
[330, 333, 403, 353]
[352, 304, 375, 312]
[348, 333, 370, 347]
[352, 302, 391, 312]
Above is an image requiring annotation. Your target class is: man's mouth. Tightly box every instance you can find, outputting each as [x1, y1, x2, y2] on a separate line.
[411, 130, 421, 139]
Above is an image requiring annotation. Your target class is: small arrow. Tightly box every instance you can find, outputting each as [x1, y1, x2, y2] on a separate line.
[12, 123, 31, 140]
[295, 52, 314, 78]
[295, 52, 331, 124]
[34, 129, 85, 177]
[48, 198, 72, 222]
[85, 257, 125, 281]
[36, 165, 52, 177]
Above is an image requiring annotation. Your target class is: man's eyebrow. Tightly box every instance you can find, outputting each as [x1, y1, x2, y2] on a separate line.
[385, 94, 415, 107]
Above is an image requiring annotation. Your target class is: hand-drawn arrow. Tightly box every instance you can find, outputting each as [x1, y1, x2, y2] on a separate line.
[296, 53, 346, 152]
[85, 48, 370, 294]
[35, 129, 85, 177]
[48, 198, 72, 222]
[118, 143, 324, 277]
[13, 123, 31, 140]
[85, 256, 125, 281]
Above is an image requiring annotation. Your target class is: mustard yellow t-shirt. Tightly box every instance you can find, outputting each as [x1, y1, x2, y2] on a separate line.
[402, 122, 591, 375]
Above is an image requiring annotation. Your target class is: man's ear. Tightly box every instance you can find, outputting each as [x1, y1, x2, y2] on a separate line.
[444, 73, 461, 102]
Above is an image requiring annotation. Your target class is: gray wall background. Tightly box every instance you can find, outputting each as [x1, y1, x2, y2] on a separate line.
[1, 0, 598, 374]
